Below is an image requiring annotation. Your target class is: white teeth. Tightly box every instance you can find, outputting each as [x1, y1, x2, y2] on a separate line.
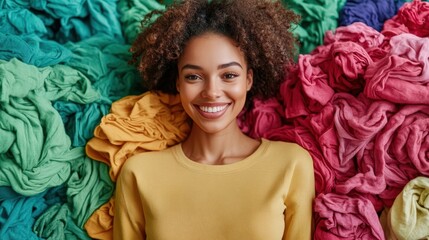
[199, 105, 227, 113]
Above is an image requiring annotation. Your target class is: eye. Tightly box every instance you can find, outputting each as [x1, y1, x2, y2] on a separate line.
[184, 74, 202, 81]
[223, 73, 239, 80]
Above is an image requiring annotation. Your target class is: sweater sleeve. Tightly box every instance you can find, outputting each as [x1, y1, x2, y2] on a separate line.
[283, 147, 315, 240]
[113, 162, 146, 240]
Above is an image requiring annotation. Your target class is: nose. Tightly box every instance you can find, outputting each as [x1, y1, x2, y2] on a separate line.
[201, 78, 221, 99]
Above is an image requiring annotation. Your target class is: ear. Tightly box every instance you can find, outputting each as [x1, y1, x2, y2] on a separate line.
[176, 78, 180, 93]
[246, 69, 253, 91]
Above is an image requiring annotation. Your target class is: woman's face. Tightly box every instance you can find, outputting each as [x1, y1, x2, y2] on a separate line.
[177, 32, 253, 134]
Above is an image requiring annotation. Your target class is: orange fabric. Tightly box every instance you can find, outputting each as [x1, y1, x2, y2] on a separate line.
[85, 91, 190, 181]
[84, 91, 190, 239]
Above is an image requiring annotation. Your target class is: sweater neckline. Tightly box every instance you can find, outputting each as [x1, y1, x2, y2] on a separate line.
[172, 138, 269, 173]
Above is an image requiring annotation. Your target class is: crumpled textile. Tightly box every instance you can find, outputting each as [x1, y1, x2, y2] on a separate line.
[285, 0, 347, 54]
[63, 35, 142, 102]
[33, 154, 113, 239]
[237, 97, 284, 139]
[382, 0, 429, 41]
[0, 58, 99, 195]
[375, 105, 428, 206]
[117, 0, 168, 43]
[84, 198, 114, 240]
[86, 91, 190, 181]
[386, 176, 429, 240]
[0, 9, 47, 36]
[314, 193, 385, 240]
[0, 192, 48, 240]
[0, 32, 72, 67]
[364, 34, 429, 104]
[332, 93, 397, 196]
[55, 101, 110, 147]
[339, 0, 406, 31]
[84, 92, 190, 239]
[33, 203, 91, 240]
[281, 23, 375, 118]
[323, 22, 387, 61]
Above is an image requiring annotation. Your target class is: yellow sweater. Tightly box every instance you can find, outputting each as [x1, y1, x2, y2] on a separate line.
[113, 139, 315, 240]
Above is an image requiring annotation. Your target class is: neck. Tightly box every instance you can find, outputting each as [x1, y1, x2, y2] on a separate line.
[181, 123, 259, 165]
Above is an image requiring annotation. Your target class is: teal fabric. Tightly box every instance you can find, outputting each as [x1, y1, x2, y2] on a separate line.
[54, 101, 110, 147]
[118, 0, 167, 43]
[0, 33, 72, 67]
[0, 9, 47, 36]
[0, 187, 21, 201]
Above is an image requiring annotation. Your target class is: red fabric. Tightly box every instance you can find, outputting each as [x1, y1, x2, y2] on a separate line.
[314, 193, 385, 240]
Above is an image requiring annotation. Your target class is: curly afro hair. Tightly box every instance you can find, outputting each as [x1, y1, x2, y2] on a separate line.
[130, 0, 299, 103]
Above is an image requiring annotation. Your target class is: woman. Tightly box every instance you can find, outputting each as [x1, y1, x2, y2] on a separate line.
[113, 0, 315, 239]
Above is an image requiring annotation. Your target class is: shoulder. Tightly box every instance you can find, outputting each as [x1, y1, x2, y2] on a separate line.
[120, 145, 177, 176]
[264, 139, 313, 167]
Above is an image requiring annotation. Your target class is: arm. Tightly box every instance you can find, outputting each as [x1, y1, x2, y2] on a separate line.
[113, 165, 146, 240]
[283, 149, 315, 240]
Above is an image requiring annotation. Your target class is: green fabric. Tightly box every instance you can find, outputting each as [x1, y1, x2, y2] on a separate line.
[117, 0, 167, 43]
[389, 176, 429, 240]
[283, 0, 347, 54]
[64, 34, 143, 102]
[32, 153, 114, 239]
[0, 58, 99, 196]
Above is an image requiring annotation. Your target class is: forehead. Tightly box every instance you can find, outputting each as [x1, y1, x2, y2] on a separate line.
[178, 33, 247, 68]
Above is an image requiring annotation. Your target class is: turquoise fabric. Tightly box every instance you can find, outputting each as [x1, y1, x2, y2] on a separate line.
[0, 9, 47, 36]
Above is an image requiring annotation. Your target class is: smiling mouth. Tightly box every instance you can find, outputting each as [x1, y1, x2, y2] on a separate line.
[198, 105, 228, 113]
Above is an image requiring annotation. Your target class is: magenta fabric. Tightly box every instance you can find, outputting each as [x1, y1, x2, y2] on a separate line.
[364, 34, 429, 105]
[237, 97, 284, 139]
[314, 193, 385, 240]
[332, 93, 397, 196]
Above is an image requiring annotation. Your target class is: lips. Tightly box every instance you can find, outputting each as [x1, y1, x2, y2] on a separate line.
[195, 103, 230, 119]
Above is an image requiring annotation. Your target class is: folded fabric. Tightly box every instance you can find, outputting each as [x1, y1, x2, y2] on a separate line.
[382, 0, 429, 40]
[339, 0, 406, 31]
[0, 32, 72, 67]
[0, 193, 48, 239]
[332, 93, 397, 195]
[375, 105, 427, 206]
[117, 0, 168, 43]
[54, 101, 110, 147]
[0, 9, 47, 36]
[387, 176, 429, 240]
[86, 91, 190, 181]
[364, 34, 429, 104]
[63, 35, 142, 102]
[323, 22, 387, 61]
[286, 0, 347, 54]
[314, 193, 385, 240]
[84, 198, 114, 240]
[237, 97, 284, 139]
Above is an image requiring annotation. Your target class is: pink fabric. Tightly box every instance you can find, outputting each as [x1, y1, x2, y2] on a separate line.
[364, 34, 429, 104]
[332, 93, 397, 195]
[324, 22, 386, 61]
[375, 105, 428, 206]
[314, 193, 385, 240]
[237, 97, 284, 139]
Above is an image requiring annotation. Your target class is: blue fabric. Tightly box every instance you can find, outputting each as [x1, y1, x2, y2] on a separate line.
[339, 0, 407, 31]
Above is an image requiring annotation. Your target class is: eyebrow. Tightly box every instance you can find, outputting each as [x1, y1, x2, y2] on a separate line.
[180, 61, 243, 71]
